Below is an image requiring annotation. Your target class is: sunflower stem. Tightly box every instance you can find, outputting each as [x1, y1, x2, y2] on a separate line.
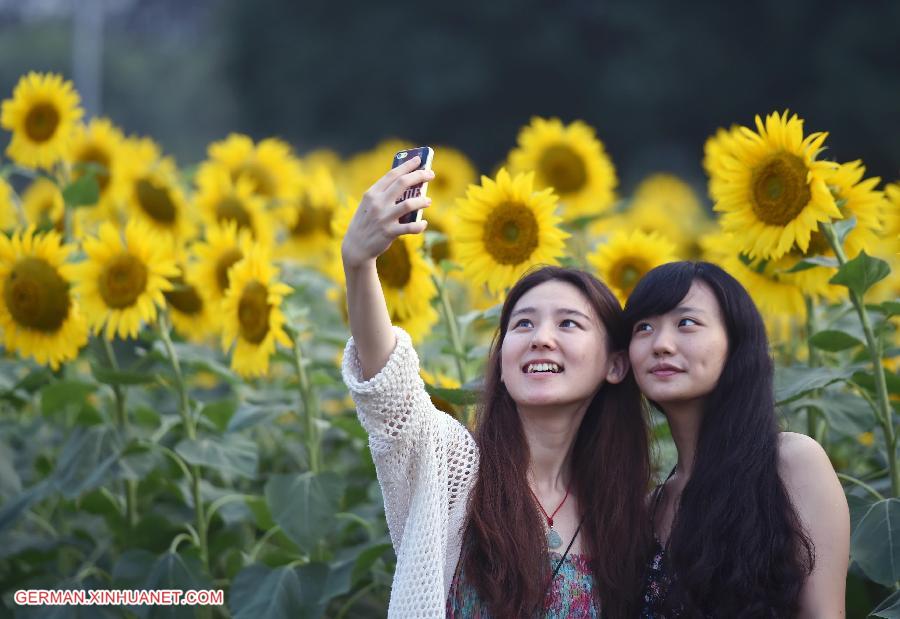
[101, 338, 138, 529]
[803, 296, 826, 444]
[156, 312, 209, 572]
[820, 221, 899, 497]
[432, 274, 467, 385]
[836, 473, 885, 502]
[290, 329, 320, 474]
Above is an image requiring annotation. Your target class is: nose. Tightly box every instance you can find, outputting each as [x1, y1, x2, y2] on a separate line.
[529, 322, 557, 350]
[651, 326, 675, 356]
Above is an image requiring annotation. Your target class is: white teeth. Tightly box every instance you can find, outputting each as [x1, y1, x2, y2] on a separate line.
[526, 362, 562, 373]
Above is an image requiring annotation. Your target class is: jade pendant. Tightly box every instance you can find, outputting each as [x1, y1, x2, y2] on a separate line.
[547, 527, 562, 549]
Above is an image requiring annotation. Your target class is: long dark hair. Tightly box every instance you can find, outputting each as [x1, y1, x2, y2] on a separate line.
[463, 265, 652, 618]
[624, 261, 814, 617]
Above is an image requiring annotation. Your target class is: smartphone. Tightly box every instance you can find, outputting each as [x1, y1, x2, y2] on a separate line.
[392, 146, 434, 224]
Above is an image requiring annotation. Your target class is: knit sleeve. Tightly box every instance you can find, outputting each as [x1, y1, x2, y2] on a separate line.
[342, 327, 478, 552]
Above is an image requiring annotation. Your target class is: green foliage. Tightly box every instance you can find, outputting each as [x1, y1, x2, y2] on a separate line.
[830, 251, 891, 299]
[851, 499, 900, 587]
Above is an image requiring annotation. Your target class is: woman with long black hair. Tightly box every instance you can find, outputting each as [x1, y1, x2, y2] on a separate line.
[340, 155, 652, 617]
[624, 261, 849, 618]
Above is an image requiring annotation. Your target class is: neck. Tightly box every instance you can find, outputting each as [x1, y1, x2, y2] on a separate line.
[518, 401, 588, 492]
[661, 399, 704, 479]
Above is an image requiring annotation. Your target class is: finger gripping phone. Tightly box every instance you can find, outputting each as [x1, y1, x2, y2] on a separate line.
[393, 146, 434, 224]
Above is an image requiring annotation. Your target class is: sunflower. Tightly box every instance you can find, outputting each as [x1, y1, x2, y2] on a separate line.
[163, 270, 217, 344]
[302, 148, 342, 177]
[220, 244, 292, 377]
[883, 182, 900, 243]
[121, 137, 195, 245]
[1, 72, 83, 170]
[710, 111, 840, 260]
[67, 117, 127, 215]
[200, 133, 303, 204]
[331, 196, 438, 322]
[777, 160, 888, 301]
[195, 166, 273, 243]
[454, 168, 568, 296]
[702, 125, 742, 196]
[588, 230, 677, 305]
[21, 176, 64, 231]
[423, 146, 476, 267]
[341, 139, 414, 197]
[188, 221, 255, 304]
[506, 117, 617, 220]
[74, 220, 179, 340]
[420, 368, 461, 417]
[0, 228, 88, 368]
[701, 231, 806, 335]
[275, 163, 338, 267]
[393, 302, 440, 345]
[0, 177, 18, 231]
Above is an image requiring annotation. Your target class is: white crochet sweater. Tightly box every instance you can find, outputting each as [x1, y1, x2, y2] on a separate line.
[342, 327, 479, 618]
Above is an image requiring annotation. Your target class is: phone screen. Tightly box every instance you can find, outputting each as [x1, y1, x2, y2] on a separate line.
[392, 146, 434, 224]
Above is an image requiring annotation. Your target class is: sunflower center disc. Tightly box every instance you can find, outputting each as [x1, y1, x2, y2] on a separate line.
[24, 102, 60, 142]
[98, 253, 149, 309]
[291, 195, 328, 238]
[804, 230, 831, 256]
[75, 146, 111, 192]
[751, 153, 811, 226]
[164, 278, 204, 315]
[376, 240, 413, 289]
[136, 178, 177, 224]
[235, 162, 276, 198]
[215, 248, 244, 294]
[427, 220, 451, 265]
[483, 202, 539, 265]
[238, 280, 271, 344]
[614, 261, 645, 297]
[216, 197, 254, 233]
[539, 144, 588, 194]
[3, 257, 70, 332]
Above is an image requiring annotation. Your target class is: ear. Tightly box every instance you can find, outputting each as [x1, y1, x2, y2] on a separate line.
[605, 351, 629, 385]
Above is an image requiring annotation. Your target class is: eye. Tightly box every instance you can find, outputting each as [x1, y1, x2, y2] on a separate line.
[560, 318, 580, 328]
[512, 318, 533, 329]
[633, 322, 652, 334]
[678, 317, 699, 327]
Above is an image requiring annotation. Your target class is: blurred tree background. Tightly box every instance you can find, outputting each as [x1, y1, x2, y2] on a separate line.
[0, 0, 897, 190]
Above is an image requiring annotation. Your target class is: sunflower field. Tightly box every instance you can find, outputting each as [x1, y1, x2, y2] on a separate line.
[0, 72, 898, 618]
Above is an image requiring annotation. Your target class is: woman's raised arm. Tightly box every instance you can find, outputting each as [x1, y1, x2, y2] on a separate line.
[341, 155, 433, 379]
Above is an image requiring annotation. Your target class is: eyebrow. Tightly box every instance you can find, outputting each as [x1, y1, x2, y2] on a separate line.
[510, 307, 593, 321]
[674, 305, 708, 315]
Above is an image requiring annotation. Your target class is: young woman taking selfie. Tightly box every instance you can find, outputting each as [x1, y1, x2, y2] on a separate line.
[624, 261, 850, 618]
[340, 155, 652, 618]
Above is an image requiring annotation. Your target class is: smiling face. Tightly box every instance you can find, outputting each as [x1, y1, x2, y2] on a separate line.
[500, 279, 625, 410]
[628, 280, 729, 412]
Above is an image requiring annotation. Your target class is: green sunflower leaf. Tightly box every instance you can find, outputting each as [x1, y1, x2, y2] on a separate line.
[229, 564, 325, 619]
[424, 384, 482, 405]
[62, 166, 101, 208]
[773, 365, 859, 404]
[175, 435, 259, 479]
[809, 330, 865, 352]
[829, 251, 890, 299]
[871, 589, 900, 618]
[784, 255, 839, 273]
[850, 498, 900, 587]
[265, 472, 344, 552]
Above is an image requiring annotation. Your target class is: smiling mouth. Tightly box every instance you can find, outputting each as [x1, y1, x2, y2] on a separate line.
[523, 362, 564, 374]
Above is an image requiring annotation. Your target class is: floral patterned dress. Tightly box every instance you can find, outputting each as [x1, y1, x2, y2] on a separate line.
[446, 551, 598, 618]
[640, 467, 680, 618]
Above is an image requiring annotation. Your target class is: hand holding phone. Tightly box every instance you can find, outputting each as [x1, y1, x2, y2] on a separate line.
[392, 146, 434, 224]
